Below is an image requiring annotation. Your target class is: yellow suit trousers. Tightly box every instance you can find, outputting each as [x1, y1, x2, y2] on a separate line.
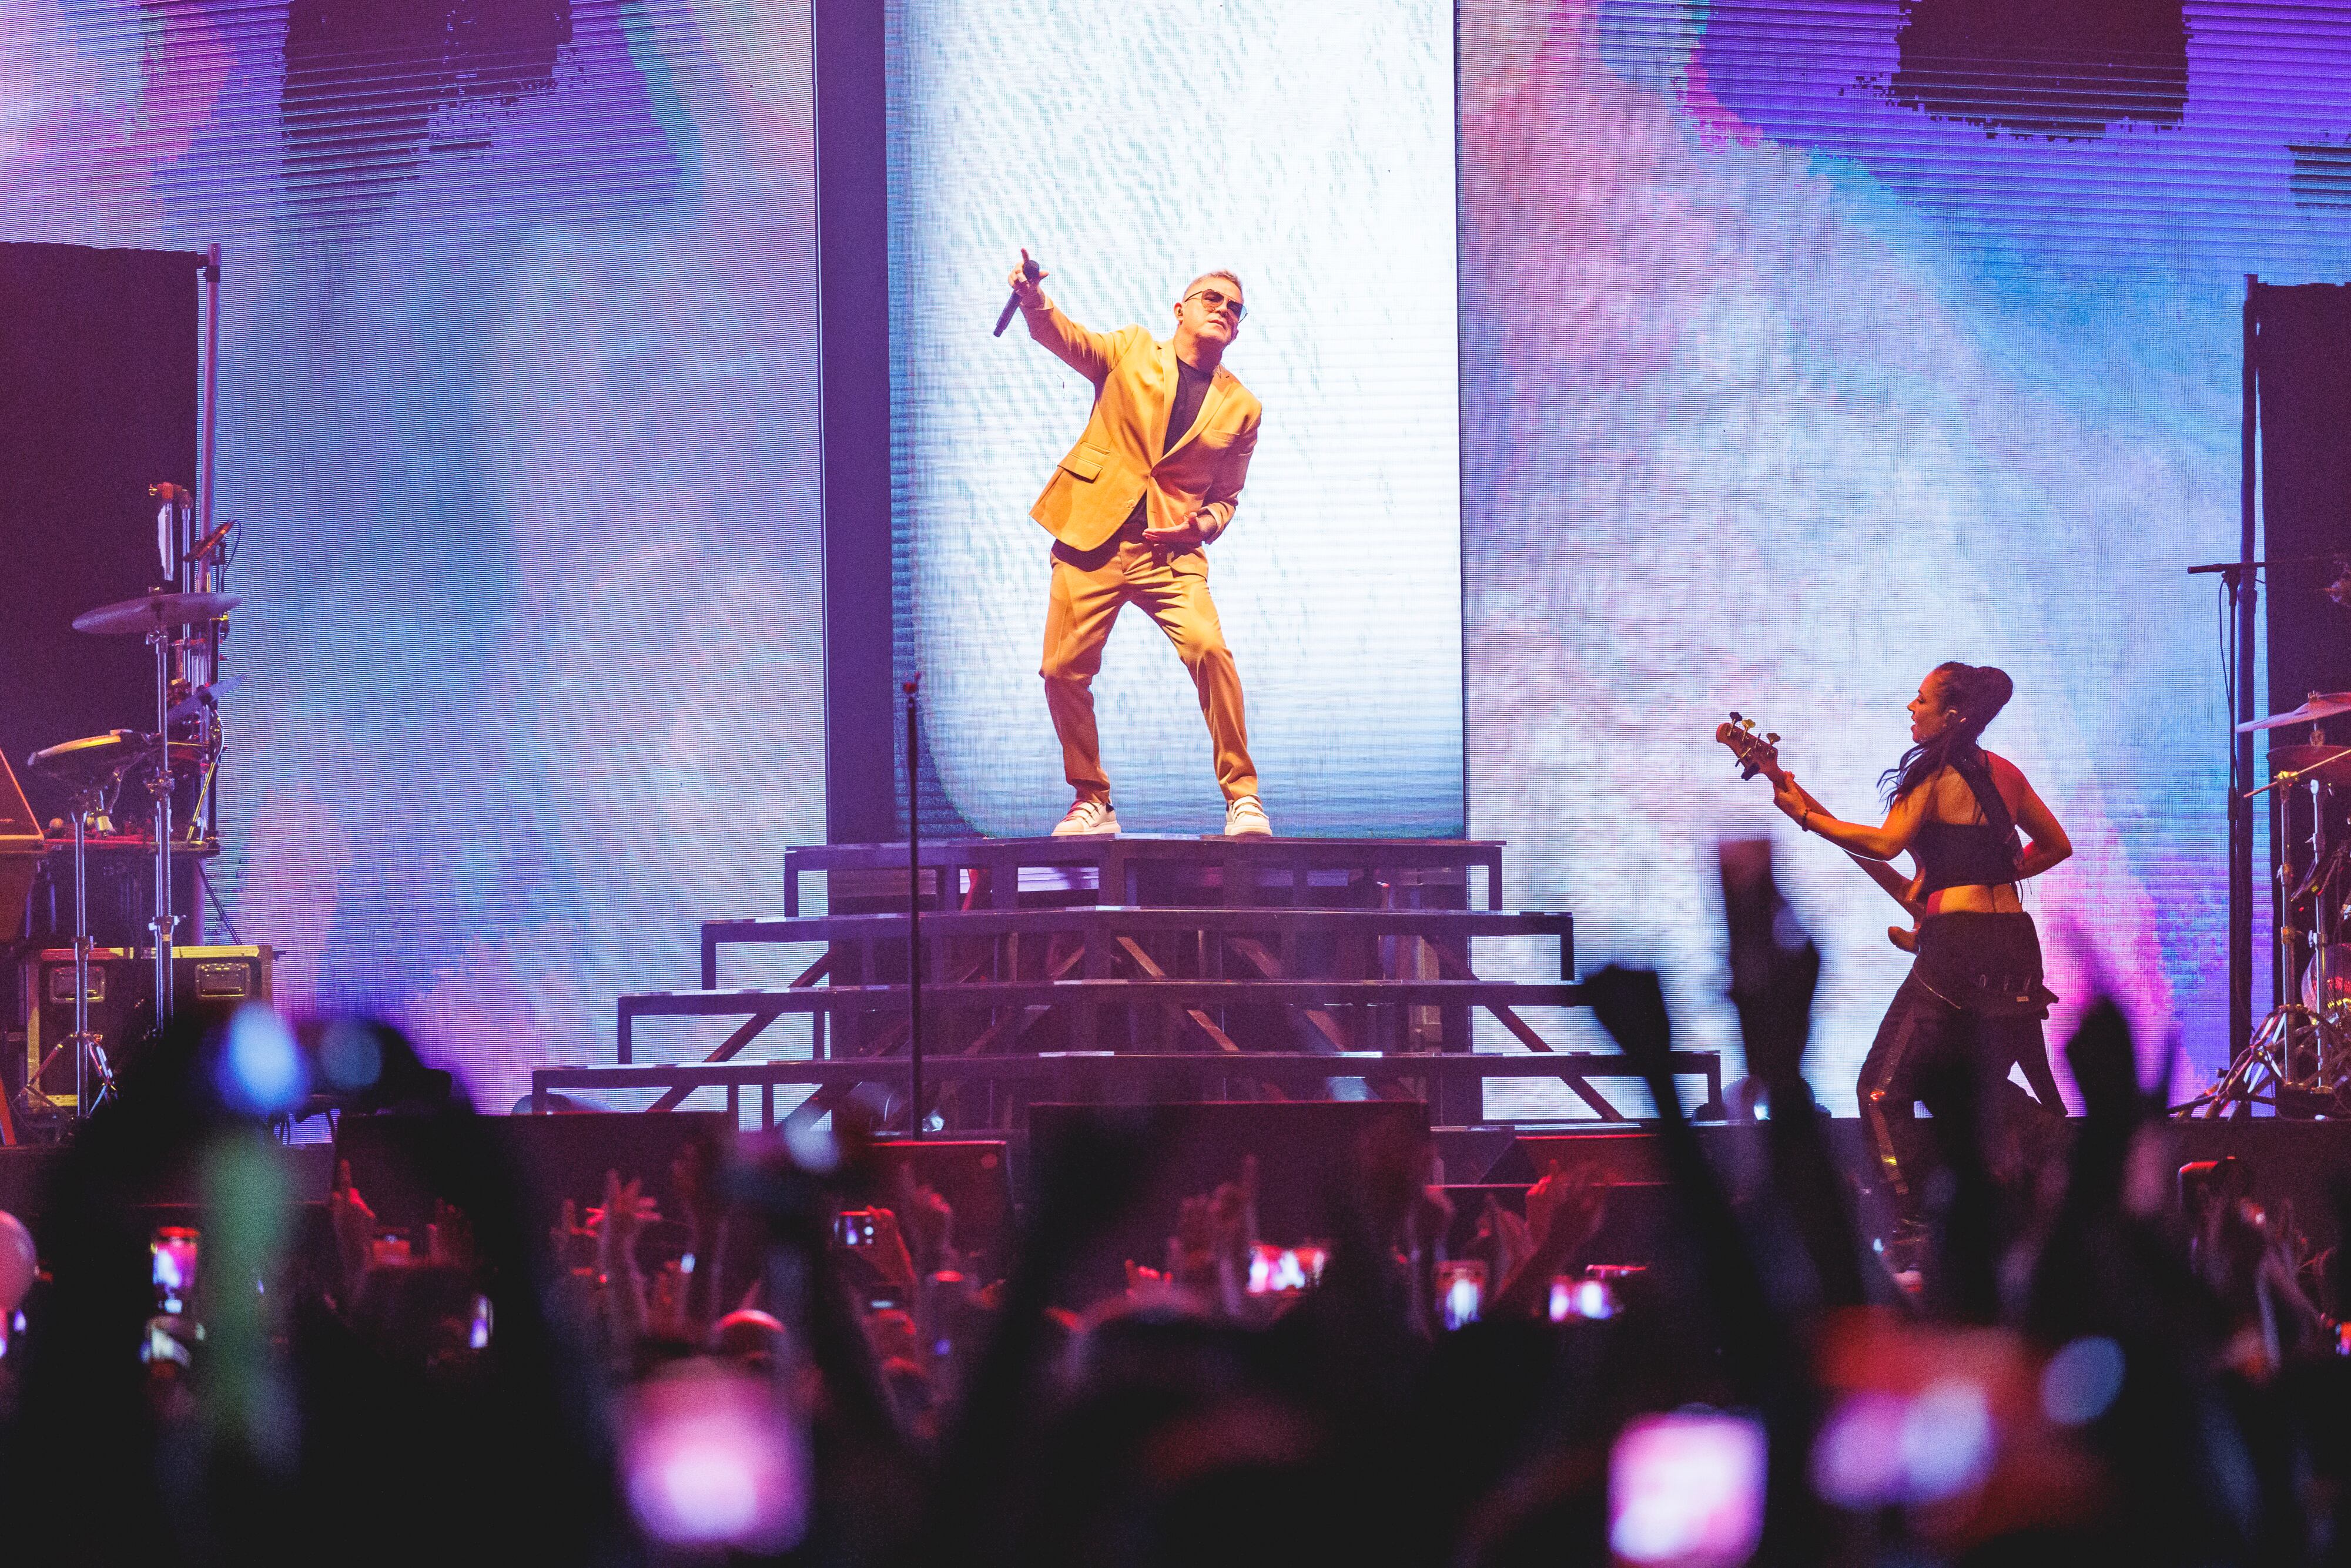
[1040, 526, 1258, 805]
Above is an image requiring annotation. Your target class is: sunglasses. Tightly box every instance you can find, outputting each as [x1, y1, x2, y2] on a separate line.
[1183, 287, 1247, 323]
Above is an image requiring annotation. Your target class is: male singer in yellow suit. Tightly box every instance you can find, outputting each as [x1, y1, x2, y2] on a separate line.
[1008, 252, 1271, 837]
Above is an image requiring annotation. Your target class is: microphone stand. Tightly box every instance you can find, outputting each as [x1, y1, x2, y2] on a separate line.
[2188, 553, 2303, 1105]
[905, 675, 926, 1139]
[148, 621, 176, 1029]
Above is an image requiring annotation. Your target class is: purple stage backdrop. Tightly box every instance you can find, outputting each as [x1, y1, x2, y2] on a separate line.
[0, 1, 826, 1110]
[1459, 0, 2351, 1113]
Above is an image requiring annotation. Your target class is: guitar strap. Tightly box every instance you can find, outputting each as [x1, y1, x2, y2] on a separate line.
[1950, 745, 2020, 862]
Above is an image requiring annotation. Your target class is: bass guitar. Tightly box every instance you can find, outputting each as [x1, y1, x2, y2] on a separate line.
[1714, 713, 1924, 952]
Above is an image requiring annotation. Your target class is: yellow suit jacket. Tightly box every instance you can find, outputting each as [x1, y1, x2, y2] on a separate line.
[1020, 299, 1262, 554]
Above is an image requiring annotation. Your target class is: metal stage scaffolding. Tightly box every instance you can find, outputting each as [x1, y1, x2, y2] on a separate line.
[533, 835, 1725, 1129]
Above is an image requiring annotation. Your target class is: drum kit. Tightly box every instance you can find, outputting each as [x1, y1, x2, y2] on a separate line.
[2188, 691, 2351, 1114]
[16, 487, 239, 1121]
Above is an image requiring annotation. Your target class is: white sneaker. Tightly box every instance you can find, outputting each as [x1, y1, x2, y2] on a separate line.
[1052, 798, 1119, 837]
[1224, 795, 1272, 837]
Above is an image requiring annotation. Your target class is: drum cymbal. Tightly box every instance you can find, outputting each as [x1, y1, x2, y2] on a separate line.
[2239, 693, 2351, 732]
[71, 591, 240, 636]
[25, 731, 144, 778]
[26, 731, 207, 779]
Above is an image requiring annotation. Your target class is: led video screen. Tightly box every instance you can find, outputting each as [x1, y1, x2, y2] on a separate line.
[0, 1, 826, 1108]
[886, 0, 1463, 839]
[1459, 0, 2351, 1112]
[9, 0, 2345, 1121]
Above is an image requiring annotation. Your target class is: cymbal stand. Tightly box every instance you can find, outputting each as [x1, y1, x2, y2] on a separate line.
[2179, 747, 2351, 1115]
[24, 776, 123, 1119]
[65, 783, 113, 1113]
[146, 625, 177, 1022]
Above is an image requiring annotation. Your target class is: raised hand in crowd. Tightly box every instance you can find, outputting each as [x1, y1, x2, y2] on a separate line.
[1713, 845, 1874, 1309]
[1717, 839, 1823, 1102]
[327, 1159, 377, 1304]
[1586, 963, 1678, 1091]
[891, 1165, 959, 1278]
[1491, 1161, 1607, 1318]
[426, 1197, 474, 1270]
[1465, 1191, 1531, 1289]
[548, 1195, 594, 1273]
[1524, 1158, 1605, 1257]
[667, 1138, 727, 1340]
[860, 1206, 919, 1296]
[590, 1169, 657, 1344]
[1185, 1154, 1262, 1315]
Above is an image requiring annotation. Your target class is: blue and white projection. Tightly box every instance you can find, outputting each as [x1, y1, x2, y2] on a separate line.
[886, 0, 1464, 839]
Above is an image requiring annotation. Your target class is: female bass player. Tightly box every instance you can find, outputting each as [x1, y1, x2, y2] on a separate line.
[1766, 662, 2073, 1217]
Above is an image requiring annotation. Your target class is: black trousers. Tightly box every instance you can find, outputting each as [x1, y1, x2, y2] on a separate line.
[1858, 964, 2063, 1208]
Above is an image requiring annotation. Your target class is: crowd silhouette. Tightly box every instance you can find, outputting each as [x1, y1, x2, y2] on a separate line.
[0, 841, 2344, 1568]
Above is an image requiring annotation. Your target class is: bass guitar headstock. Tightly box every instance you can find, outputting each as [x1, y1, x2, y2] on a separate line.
[1713, 712, 1784, 784]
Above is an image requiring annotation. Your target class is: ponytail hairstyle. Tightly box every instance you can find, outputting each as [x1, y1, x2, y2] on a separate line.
[1881, 662, 2018, 840]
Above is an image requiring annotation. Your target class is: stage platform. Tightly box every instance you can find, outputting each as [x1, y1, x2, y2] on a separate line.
[556, 832, 1719, 1128]
[698, 905, 1576, 989]
[779, 833, 1511, 915]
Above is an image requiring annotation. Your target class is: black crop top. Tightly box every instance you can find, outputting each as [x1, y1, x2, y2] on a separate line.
[1912, 819, 2020, 895]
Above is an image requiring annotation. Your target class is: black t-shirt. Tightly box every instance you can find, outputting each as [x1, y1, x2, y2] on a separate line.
[1123, 354, 1217, 532]
[1163, 353, 1215, 454]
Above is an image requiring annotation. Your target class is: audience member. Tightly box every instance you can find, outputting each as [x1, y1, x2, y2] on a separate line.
[7, 845, 2351, 1568]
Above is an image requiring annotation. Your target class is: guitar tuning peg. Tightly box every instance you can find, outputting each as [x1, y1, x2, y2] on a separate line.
[1764, 732, 1779, 744]
[1741, 719, 1756, 731]
[1727, 711, 1742, 722]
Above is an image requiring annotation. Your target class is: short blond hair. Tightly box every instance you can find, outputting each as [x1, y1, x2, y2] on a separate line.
[1183, 270, 1244, 301]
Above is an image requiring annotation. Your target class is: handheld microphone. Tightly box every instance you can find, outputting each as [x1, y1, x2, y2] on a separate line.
[993, 254, 1041, 337]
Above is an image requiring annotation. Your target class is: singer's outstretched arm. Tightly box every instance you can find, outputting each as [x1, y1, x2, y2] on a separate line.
[1018, 296, 1127, 387]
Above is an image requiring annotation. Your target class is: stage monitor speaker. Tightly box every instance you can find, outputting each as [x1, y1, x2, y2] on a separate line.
[2252, 283, 2351, 729]
[0, 1142, 334, 1247]
[18, 944, 274, 1113]
[863, 1137, 1014, 1276]
[1027, 1099, 1431, 1300]
[2249, 282, 2351, 1018]
[1483, 1124, 1851, 1188]
[0, 243, 202, 829]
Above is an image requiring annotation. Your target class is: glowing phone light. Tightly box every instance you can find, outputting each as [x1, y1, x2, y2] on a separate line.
[1813, 1376, 1996, 1509]
[2040, 1336, 2124, 1426]
[1434, 1260, 1486, 1330]
[1609, 1411, 1767, 1568]
[623, 1361, 809, 1553]
[1897, 1379, 1994, 1502]
[217, 1004, 307, 1115]
[1810, 1391, 1908, 1507]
